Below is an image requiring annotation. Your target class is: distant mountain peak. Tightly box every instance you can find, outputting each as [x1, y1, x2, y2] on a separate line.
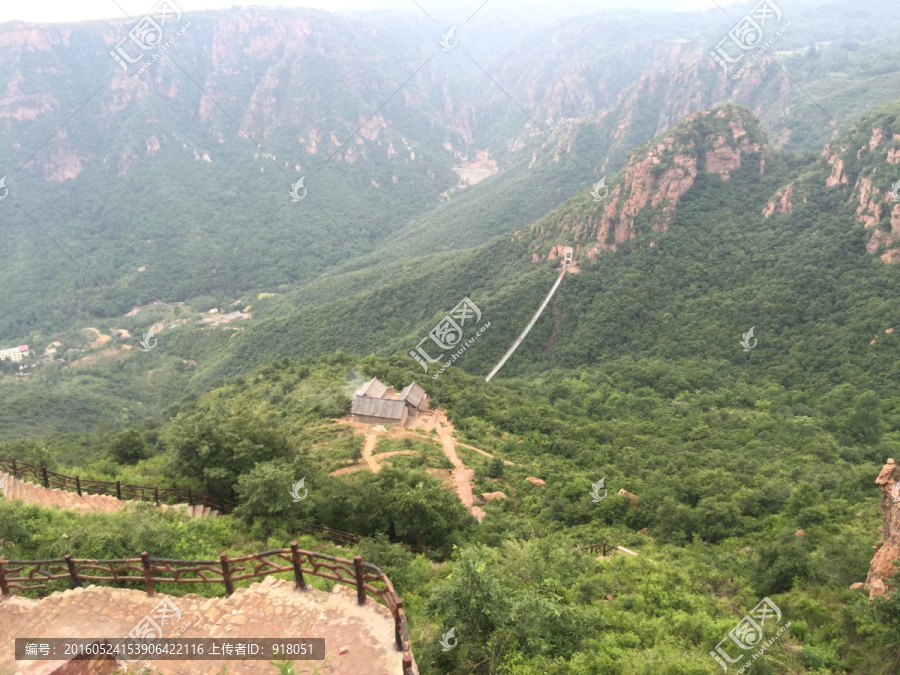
[523, 103, 768, 261]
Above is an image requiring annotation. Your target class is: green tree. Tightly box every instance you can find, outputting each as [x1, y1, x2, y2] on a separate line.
[425, 546, 513, 672]
[109, 428, 147, 465]
[487, 457, 505, 479]
[752, 531, 812, 596]
[164, 404, 294, 498]
[234, 459, 307, 532]
[843, 391, 884, 444]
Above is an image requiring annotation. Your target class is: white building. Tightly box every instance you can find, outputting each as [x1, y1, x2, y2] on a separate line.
[0, 345, 29, 362]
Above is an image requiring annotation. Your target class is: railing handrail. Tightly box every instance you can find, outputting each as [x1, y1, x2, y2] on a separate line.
[574, 540, 615, 556]
[0, 456, 451, 560]
[296, 521, 452, 557]
[0, 542, 418, 674]
[0, 456, 236, 513]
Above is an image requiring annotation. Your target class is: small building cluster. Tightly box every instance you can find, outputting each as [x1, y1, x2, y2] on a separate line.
[351, 378, 429, 426]
[0, 345, 29, 362]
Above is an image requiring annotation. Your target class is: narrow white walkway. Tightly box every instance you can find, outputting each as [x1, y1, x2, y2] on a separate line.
[485, 266, 567, 382]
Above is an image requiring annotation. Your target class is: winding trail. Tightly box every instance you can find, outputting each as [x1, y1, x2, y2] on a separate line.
[434, 412, 485, 522]
[328, 412, 489, 521]
[370, 450, 419, 472]
[361, 433, 379, 471]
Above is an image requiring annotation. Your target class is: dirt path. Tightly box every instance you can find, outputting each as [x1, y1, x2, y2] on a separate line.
[434, 413, 485, 522]
[456, 441, 494, 458]
[361, 433, 379, 471]
[330, 450, 421, 476]
[329, 412, 490, 521]
[371, 450, 418, 468]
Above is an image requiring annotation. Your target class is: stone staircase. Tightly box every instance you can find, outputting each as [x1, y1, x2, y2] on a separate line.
[0, 472, 217, 518]
[0, 576, 401, 674]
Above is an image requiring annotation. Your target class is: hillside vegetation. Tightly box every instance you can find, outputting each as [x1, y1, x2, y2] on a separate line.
[3, 352, 898, 672]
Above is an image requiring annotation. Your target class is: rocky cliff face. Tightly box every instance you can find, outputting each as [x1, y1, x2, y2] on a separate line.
[819, 107, 900, 263]
[865, 458, 900, 599]
[521, 104, 767, 259]
[0, 10, 479, 184]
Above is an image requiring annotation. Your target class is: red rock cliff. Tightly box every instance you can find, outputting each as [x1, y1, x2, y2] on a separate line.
[865, 458, 900, 599]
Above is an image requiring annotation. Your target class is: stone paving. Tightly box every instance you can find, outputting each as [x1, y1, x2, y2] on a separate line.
[0, 472, 217, 518]
[0, 576, 403, 674]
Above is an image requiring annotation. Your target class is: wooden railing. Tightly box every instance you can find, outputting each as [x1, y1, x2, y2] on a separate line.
[0, 457, 236, 514]
[0, 542, 418, 674]
[297, 521, 451, 558]
[575, 541, 636, 557]
[575, 541, 612, 556]
[0, 457, 451, 561]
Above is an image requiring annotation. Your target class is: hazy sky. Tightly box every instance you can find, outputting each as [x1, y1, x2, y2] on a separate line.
[1, 0, 746, 25]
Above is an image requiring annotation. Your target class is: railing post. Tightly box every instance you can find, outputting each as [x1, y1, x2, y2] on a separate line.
[220, 552, 234, 597]
[116, 481, 122, 500]
[290, 541, 306, 590]
[75, 476, 81, 497]
[187, 487, 193, 506]
[154, 487, 160, 507]
[394, 596, 404, 650]
[64, 555, 82, 589]
[140, 551, 155, 596]
[602, 540, 607, 557]
[403, 654, 413, 673]
[219, 497, 226, 513]
[41, 466, 49, 488]
[10, 458, 16, 479]
[0, 560, 9, 596]
[354, 555, 366, 605]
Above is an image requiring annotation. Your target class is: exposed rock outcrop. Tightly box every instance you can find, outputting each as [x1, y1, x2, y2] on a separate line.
[822, 107, 900, 262]
[522, 104, 768, 260]
[762, 182, 798, 217]
[864, 458, 900, 599]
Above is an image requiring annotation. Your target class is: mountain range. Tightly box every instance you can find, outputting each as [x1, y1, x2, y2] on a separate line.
[1, 0, 900, 434]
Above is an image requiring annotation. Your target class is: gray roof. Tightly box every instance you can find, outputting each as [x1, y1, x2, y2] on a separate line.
[400, 382, 427, 407]
[357, 377, 388, 398]
[351, 396, 407, 420]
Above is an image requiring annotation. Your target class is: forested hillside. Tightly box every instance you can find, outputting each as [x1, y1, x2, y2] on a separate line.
[4, 352, 899, 672]
[3, 2, 900, 672]
[5, 98, 900, 437]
